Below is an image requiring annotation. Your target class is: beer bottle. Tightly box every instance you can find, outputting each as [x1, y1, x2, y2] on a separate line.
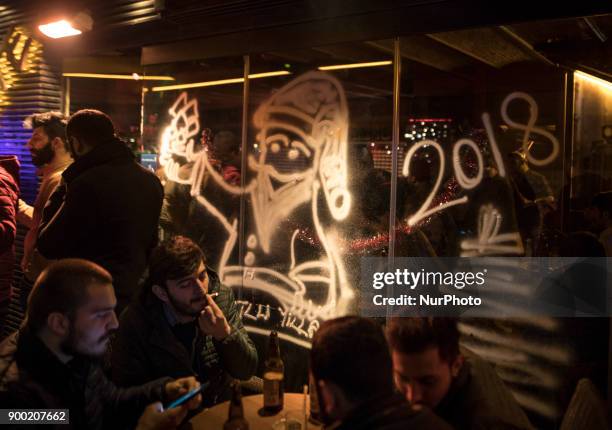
[263, 330, 284, 414]
[224, 382, 249, 430]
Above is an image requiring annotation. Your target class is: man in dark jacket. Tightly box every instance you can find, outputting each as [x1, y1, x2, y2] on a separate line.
[310, 316, 452, 430]
[387, 317, 533, 430]
[0, 259, 200, 430]
[37, 109, 163, 312]
[111, 236, 257, 407]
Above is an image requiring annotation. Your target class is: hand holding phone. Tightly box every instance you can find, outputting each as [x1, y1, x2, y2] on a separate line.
[165, 384, 205, 409]
[136, 402, 187, 430]
[164, 376, 204, 410]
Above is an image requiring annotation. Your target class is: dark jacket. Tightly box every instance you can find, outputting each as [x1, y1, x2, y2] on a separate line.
[435, 351, 533, 430]
[0, 329, 170, 430]
[111, 269, 258, 406]
[0, 156, 18, 307]
[334, 394, 453, 430]
[37, 139, 163, 312]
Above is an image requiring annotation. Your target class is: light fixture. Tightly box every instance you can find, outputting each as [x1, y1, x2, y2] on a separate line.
[151, 70, 290, 92]
[63, 73, 174, 81]
[575, 70, 612, 93]
[317, 61, 392, 71]
[152, 61, 393, 92]
[39, 11, 92, 39]
[39, 20, 81, 38]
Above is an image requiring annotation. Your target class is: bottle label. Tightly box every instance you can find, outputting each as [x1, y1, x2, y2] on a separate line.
[263, 371, 283, 407]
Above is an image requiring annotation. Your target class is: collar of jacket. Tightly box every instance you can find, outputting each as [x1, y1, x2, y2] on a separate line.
[334, 393, 419, 430]
[14, 327, 88, 396]
[62, 138, 135, 183]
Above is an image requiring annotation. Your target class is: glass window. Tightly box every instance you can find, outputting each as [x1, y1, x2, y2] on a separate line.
[67, 75, 145, 146]
[570, 71, 612, 222]
[143, 56, 245, 273]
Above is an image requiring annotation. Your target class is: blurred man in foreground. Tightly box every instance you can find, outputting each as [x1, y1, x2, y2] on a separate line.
[387, 317, 532, 430]
[0, 259, 200, 429]
[310, 316, 452, 430]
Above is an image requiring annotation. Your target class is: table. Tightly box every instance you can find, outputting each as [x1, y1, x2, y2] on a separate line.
[190, 393, 322, 429]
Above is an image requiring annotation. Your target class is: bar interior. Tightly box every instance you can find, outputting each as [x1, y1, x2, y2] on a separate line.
[0, 1, 612, 429]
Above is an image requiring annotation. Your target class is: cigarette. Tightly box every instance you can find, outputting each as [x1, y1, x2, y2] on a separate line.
[208, 292, 219, 298]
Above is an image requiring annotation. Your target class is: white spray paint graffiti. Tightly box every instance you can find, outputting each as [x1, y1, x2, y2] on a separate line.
[460, 205, 524, 257]
[159, 76, 561, 345]
[159, 72, 353, 346]
[400, 91, 559, 256]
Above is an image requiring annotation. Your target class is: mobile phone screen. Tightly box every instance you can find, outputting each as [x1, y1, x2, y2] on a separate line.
[165, 384, 206, 409]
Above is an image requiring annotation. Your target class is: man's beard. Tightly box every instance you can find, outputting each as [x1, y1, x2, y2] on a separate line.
[59, 324, 112, 360]
[167, 293, 205, 319]
[30, 143, 55, 167]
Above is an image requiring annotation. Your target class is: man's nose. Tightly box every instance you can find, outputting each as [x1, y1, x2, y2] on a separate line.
[199, 275, 210, 289]
[410, 383, 423, 404]
[398, 381, 412, 403]
[192, 279, 205, 295]
[108, 311, 119, 330]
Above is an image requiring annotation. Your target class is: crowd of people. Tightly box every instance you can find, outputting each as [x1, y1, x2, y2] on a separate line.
[0, 109, 605, 429]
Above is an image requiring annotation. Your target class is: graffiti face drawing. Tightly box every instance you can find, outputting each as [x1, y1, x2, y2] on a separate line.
[159, 72, 353, 347]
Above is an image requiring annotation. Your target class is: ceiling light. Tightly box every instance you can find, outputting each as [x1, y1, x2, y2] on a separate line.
[39, 20, 81, 38]
[151, 70, 290, 92]
[63, 73, 174, 81]
[317, 61, 392, 71]
[575, 70, 612, 93]
[39, 12, 92, 39]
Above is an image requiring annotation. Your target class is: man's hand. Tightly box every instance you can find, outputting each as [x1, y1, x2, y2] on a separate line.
[135, 402, 187, 430]
[198, 294, 231, 340]
[164, 376, 201, 410]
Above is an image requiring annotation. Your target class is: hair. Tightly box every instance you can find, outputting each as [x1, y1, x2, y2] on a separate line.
[386, 317, 460, 364]
[310, 316, 393, 403]
[25, 259, 113, 333]
[66, 109, 116, 147]
[211, 130, 240, 162]
[24, 111, 67, 149]
[590, 192, 612, 216]
[148, 236, 206, 288]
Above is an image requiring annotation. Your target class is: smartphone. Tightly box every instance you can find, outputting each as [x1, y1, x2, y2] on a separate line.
[165, 383, 207, 409]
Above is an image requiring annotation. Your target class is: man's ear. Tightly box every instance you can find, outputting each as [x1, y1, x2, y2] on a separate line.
[47, 312, 70, 337]
[450, 354, 464, 378]
[318, 380, 335, 417]
[69, 136, 85, 157]
[319, 379, 349, 421]
[152, 284, 169, 303]
[50, 136, 64, 152]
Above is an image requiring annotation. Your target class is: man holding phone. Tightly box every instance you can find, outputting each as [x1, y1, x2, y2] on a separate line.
[0, 259, 202, 429]
[112, 236, 258, 407]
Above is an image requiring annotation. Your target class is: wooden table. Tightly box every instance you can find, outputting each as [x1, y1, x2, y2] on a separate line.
[190, 393, 322, 429]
